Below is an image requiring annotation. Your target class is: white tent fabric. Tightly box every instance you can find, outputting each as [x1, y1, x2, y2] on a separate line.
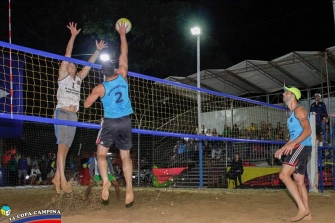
[165, 47, 335, 97]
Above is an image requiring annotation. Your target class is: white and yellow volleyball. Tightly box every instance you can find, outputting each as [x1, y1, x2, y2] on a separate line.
[115, 18, 132, 33]
[82, 163, 87, 168]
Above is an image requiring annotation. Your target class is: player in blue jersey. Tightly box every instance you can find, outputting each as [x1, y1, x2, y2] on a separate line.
[84, 22, 134, 208]
[275, 86, 312, 222]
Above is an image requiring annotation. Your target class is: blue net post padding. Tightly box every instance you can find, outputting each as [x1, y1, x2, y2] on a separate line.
[0, 54, 23, 138]
[199, 141, 203, 188]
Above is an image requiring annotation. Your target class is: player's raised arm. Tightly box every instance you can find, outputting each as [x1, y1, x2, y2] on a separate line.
[59, 22, 81, 80]
[84, 84, 104, 108]
[77, 40, 108, 80]
[116, 22, 128, 79]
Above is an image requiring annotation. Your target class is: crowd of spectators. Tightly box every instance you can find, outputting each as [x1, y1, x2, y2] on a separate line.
[2, 152, 57, 186]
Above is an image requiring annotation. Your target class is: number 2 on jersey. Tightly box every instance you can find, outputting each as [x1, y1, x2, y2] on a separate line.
[115, 92, 123, 103]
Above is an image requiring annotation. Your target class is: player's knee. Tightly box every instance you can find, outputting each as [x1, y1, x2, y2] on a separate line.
[97, 153, 106, 159]
[279, 171, 290, 181]
[120, 150, 130, 160]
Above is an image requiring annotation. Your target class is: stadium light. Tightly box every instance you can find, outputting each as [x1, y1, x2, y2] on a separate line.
[137, 97, 169, 186]
[191, 26, 203, 188]
[100, 54, 110, 61]
[191, 27, 201, 35]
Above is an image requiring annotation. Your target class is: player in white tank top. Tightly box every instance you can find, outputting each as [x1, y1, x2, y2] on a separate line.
[56, 75, 81, 111]
[52, 22, 108, 195]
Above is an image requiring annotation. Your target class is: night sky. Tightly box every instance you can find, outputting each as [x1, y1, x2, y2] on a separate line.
[0, 0, 334, 73]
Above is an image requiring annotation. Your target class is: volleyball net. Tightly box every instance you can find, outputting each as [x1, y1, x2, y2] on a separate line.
[1, 40, 332, 190]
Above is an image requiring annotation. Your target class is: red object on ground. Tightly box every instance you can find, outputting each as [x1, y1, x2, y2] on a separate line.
[78, 168, 90, 186]
[152, 167, 188, 183]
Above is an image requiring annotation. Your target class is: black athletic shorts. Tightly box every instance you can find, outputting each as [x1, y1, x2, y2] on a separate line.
[96, 116, 132, 150]
[283, 144, 312, 175]
[315, 125, 323, 135]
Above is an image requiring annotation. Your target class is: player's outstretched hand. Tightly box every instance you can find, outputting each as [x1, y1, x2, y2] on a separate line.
[96, 40, 108, 50]
[67, 22, 81, 36]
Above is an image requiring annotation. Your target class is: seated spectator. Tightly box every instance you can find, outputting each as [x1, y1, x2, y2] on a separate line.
[247, 123, 257, 138]
[115, 165, 124, 179]
[222, 125, 231, 137]
[204, 129, 212, 148]
[212, 128, 218, 136]
[239, 128, 248, 138]
[231, 124, 240, 138]
[30, 164, 41, 185]
[201, 125, 206, 135]
[282, 123, 288, 141]
[259, 121, 267, 139]
[266, 123, 274, 140]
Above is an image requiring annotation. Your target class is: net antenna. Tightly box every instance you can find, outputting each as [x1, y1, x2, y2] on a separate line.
[8, 0, 13, 118]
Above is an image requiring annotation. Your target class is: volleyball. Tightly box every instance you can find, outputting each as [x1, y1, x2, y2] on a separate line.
[115, 18, 132, 33]
[82, 164, 87, 168]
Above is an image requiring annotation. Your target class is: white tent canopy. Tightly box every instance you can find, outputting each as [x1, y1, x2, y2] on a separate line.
[165, 47, 335, 97]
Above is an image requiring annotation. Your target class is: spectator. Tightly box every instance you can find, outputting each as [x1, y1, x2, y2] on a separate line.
[231, 124, 240, 138]
[30, 156, 38, 168]
[310, 93, 328, 143]
[282, 123, 289, 141]
[259, 121, 267, 139]
[231, 153, 244, 188]
[247, 123, 257, 138]
[86, 156, 120, 200]
[85, 152, 97, 167]
[40, 155, 49, 185]
[30, 164, 41, 185]
[266, 123, 274, 140]
[48, 154, 57, 178]
[18, 154, 28, 185]
[222, 125, 231, 137]
[115, 165, 124, 179]
[7, 154, 18, 186]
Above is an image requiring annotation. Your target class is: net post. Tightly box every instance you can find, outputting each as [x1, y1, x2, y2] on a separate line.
[196, 35, 203, 188]
[308, 112, 318, 193]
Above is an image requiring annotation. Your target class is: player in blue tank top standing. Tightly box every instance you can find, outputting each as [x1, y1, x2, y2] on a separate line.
[275, 86, 312, 222]
[84, 22, 134, 208]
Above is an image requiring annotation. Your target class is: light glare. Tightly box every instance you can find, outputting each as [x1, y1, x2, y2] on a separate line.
[100, 54, 110, 61]
[191, 27, 201, 35]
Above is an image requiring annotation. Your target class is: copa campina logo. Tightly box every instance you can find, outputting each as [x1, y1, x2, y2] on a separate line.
[1, 204, 61, 223]
[0, 204, 11, 217]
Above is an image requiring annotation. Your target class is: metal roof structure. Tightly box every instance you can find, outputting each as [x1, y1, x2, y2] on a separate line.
[165, 47, 335, 97]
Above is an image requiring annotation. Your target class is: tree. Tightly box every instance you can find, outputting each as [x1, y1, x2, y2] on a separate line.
[79, 0, 233, 77]
[1, 0, 233, 78]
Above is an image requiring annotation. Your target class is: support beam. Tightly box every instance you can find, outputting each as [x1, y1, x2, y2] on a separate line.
[221, 69, 269, 94]
[246, 61, 283, 87]
[325, 50, 335, 73]
[293, 52, 327, 82]
[269, 61, 309, 88]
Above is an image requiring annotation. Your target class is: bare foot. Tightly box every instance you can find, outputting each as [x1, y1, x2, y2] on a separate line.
[291, 210, 310, 222]
[61, 181, 72, 194]
[125, 189, 134, 206]
[51, 178, 61, 195]
[102, 181, 111, 201]
[303, 213, 312, 221]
